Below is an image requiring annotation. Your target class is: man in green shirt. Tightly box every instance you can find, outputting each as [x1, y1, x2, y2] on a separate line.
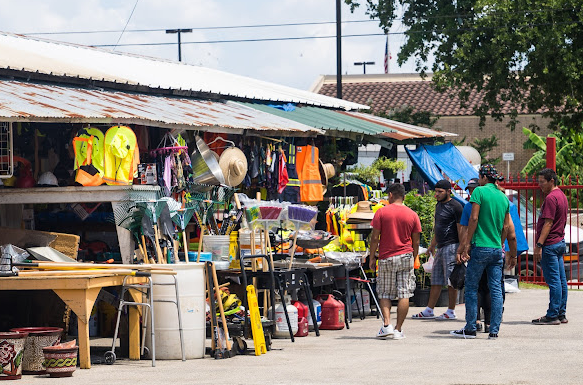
[450, 164, 517, 339]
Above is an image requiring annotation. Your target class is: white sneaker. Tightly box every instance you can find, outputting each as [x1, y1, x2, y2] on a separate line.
[376, 324, 394, 338]
[392, 330, 405, 340]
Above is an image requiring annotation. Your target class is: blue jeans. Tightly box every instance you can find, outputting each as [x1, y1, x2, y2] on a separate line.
[540, 240, 568, 319]
[464, 247, 504, 334]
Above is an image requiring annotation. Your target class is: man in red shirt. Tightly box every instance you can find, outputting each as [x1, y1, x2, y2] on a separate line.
[532, 168, 569, 325]
[369, 183, 422, 339]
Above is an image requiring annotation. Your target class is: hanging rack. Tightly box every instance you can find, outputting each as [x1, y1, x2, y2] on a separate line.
[151, 132, 188, 156]
[206, 136, 235, 148]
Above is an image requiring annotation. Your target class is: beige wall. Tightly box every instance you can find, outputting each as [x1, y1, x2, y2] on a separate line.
[436, 115, 556, 178]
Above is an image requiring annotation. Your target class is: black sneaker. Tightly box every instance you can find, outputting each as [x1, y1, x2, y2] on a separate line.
[449, 328, 476, 339]
[558, 315, 568, 324]
[532, 316, 560, 325]
[488, 333, 498, 340]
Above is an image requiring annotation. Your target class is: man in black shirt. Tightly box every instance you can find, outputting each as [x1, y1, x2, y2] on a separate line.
[412, 179, 463, 320]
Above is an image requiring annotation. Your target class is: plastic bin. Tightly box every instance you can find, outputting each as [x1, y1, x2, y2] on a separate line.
[178, 251, 212, 262]
[145, 263, 206, 359]
[202, 235, 230, 262]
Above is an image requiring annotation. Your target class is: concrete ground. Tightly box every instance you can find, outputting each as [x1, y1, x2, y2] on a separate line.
[18, 289, 583, 385]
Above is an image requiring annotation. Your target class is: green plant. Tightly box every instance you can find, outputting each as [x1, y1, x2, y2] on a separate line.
[404, 189, 436, 247]
[521, 127, 582, 177]
[348, 157, 405, 186]
[471, 135, 500, 165]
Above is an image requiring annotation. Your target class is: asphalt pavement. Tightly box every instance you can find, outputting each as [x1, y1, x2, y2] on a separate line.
[17, 288, 583, 385]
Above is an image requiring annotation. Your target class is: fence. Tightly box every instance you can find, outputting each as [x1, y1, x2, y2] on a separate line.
[500, 174, 583, 289]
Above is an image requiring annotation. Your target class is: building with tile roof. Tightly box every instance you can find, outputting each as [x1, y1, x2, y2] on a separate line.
[311, 73, 557, 177]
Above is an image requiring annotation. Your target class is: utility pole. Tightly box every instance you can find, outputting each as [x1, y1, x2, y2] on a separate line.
[336, 0, 342, 99]
[354, 61, 375, 74]
[166, 28, 193, 62]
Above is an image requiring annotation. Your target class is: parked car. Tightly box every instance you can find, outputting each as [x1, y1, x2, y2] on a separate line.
[506, 190, 583, 280]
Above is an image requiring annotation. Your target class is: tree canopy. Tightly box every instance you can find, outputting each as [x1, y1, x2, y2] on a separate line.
[346, 0, 583, 134]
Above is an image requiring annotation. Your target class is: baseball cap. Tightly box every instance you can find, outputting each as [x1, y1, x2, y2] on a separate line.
[479, 164, 499, 179]
[434, 179, 452, 190]
[465, 178, 479, 190]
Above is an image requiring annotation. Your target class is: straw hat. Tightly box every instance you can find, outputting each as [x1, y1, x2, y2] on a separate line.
[219, 147, 248, 187]
[347, 201, 375, 222]
[319, 160, 336, 194]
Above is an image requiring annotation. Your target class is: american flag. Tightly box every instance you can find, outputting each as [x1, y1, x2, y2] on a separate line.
[384, 35, 390, 74]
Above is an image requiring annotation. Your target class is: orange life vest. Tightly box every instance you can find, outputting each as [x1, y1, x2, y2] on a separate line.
[296, 145, 323, 202]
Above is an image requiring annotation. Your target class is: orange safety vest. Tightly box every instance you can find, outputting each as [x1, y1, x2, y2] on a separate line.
[296, 145, 323, 202]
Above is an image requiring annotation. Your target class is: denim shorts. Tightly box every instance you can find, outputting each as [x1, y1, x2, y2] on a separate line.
[431, 243, 458, 286]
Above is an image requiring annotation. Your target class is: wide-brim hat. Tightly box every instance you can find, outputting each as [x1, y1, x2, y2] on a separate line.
[319, 160, 336, 194]
[347, 201, 375, 222]
[219, 147, 248, 187]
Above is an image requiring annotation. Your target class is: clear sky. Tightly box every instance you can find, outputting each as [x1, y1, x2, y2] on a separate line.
[1, 0, 421, 91]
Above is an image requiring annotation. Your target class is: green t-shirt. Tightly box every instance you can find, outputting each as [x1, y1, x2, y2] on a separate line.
[469, 183, 509, 248]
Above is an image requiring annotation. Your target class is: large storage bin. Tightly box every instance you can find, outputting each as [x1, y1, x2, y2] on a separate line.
[145, 263, 206, 359]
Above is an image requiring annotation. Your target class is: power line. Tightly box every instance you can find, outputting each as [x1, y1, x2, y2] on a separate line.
[18, 6, 580, 37]
[113, 0, 139, 51]
[89, 19, 583, 48]
[19, 19, 377, 36]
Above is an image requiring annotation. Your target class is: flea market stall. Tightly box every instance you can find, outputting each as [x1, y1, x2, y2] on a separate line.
[0, 30, 455, 378]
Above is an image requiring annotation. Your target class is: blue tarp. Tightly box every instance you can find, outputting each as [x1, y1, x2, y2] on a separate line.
[406, 143, 478, 190]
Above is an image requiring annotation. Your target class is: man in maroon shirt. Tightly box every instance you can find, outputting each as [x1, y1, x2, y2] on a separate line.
[532, 168, 569, 325]
[369, 183, 422, 339]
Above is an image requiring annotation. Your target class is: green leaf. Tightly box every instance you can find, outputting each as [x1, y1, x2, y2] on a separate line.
[14, 350, 23, 369]
[521, 151, 545, 176]
[522, 127, 547, 151]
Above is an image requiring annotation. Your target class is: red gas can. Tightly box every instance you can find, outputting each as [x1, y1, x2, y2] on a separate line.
[295, 317, 309, 337]
[292, 300, 308, 319]
[316, 294, 345, 330]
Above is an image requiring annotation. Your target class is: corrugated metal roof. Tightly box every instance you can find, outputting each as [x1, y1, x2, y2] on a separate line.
[339, 111, 457, 140]
[0, 32, 367, 111]
[0, 80, 323, 135]
[240, 103, 397, 136]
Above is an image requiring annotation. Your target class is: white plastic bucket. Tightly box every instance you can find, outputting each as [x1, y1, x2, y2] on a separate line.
[238, 230, 262, 256]
[203, 235, 231, 262]
[145, 263, 206, 359]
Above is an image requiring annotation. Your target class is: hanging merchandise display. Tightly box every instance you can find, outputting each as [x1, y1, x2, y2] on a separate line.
[319, 160, 336, 195]
[219, 147, 248, 187]
[281, 143, 300, 203]
[73, 127, 105, 186]
[296, 144, 323, 202]
[102, 125, 139, 186]
[190, 136, 225, 186]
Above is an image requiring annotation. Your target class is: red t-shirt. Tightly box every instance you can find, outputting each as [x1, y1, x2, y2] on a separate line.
[371, 204, 422, 259]
[536, 188, 568, 246]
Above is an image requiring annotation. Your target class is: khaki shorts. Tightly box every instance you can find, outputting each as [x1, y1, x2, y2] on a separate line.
[377, 253, 416, 300]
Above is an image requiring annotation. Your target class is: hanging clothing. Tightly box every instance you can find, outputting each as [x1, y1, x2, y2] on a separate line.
[277, 151, 289, 194]
[281, 144, 301, 203]
[296, 145, 323, 202]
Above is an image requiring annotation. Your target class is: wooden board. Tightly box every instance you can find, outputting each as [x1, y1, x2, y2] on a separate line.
[0, 226, 79, 260]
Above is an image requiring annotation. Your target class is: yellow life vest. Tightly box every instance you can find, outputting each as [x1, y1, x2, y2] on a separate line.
[73, 127, 105, 186]
[103, 126, 139, 185]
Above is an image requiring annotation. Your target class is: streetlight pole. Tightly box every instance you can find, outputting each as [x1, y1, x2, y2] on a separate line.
[166, 28, 193, 62]
[336, 0, 342, 99]
[354, 61, 375, 74]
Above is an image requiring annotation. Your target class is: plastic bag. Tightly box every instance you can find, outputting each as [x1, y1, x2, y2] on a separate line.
[448, 262, 466, 289]
[422, 256, 434, 274]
